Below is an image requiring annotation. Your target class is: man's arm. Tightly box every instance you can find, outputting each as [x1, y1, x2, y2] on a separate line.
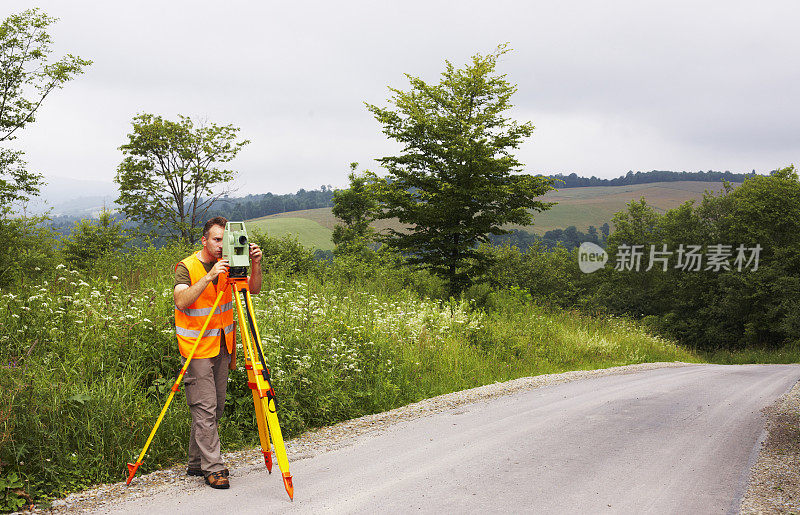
[174, 259, 230, 310]
[248, 243, 262, 294]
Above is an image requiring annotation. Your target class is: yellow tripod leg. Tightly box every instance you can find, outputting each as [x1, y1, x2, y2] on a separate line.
[252, 385, 273, 472]
[244, 289, 292, 495]
[126, 289, 226, 486]
[235, 293, 274, 472]
[262, 386, 292, 497]
[233, 282, 293, 500]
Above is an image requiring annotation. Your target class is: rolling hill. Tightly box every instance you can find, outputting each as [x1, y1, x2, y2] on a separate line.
[245, 216, 335, 251]
[246, 181, 735, 249]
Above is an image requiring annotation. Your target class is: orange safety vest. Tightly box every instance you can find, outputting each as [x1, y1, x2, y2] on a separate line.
[174, 252, 234, 359]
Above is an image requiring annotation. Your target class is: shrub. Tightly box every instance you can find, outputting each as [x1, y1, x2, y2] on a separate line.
[0, 215, 58, 289]
[61, 209, 129, 270]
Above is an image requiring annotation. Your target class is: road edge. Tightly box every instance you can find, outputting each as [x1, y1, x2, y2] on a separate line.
[740, 377, 800, 513]
[41, 361, 694, 513]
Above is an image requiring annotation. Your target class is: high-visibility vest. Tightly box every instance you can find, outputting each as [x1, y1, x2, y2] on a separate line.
[174, 252, 234, 359]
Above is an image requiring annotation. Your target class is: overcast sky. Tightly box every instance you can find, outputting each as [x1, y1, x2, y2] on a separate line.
[4, 0, 799, 196]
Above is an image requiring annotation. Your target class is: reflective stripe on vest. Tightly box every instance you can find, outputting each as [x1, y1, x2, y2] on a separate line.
[175, 322, 236, 339]
[174, 251, 234, 359]
[176, 301, 234, 317]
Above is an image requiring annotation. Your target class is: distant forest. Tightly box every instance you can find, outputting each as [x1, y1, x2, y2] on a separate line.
[206, 186, 336, 221]
[488, 225, 609, 252]
[546, 169, 755, 188]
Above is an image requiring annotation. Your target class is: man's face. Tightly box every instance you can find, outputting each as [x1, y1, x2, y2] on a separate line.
[202, 225, 225, 260]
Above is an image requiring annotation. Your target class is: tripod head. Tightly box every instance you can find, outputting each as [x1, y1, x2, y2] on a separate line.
[223, 221, 250, 278]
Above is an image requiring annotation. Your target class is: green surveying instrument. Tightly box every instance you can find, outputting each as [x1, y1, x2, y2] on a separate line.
[126, 222, 294, 500]
[223, 221, 250, 278]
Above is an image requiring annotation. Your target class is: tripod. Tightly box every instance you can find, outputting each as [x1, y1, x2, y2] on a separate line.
[126, 276, 294, 500]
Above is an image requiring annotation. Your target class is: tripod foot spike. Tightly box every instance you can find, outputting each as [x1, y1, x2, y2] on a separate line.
[282, 472, 294, 500]
[262, 450, 273, 473]
[125, 462, 141, 486]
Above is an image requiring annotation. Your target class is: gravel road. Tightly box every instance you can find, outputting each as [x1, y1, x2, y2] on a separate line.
[53, 363, 800, 514]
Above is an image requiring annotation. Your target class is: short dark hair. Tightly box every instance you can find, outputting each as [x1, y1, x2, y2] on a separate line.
[203, 216, 228, 238]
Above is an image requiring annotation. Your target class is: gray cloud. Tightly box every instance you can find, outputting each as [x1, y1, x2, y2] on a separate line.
[3, 0, 797, 196]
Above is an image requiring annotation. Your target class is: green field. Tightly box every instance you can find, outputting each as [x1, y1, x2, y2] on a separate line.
[520, 181, 736, 233]
[258, 181, 737, 241]
[252, 207, 341, 231]
[246, 217, 334, 250]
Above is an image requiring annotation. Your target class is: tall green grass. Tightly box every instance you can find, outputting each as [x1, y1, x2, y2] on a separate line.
[0, 241, 696, 508]
[700, 347, 800, 364]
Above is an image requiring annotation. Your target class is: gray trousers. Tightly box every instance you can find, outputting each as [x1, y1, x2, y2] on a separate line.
[183, 341, 230, 473]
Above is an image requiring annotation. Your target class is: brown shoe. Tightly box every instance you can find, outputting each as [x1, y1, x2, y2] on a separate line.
[205, 471, 230, 489]
[188, 467, 228, 478]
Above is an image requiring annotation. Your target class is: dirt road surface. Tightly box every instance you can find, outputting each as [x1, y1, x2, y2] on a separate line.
[98, 364, 800, 514]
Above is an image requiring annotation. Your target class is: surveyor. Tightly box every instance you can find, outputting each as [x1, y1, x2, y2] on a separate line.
[173, 216, 262, 489]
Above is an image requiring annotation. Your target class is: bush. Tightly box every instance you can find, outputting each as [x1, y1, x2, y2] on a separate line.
[478, 242, 597, 309]
[0, 471, 27, 512]
[249, 231, 320, 275]
[0, 215, 58, 289]
[61, 210, 129, 270]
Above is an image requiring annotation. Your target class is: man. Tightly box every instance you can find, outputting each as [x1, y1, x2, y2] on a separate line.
[173, 216, 262, 489]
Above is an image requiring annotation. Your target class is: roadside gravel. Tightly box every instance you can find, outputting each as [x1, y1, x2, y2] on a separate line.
[23, 361, 794, 513]
[33, 361, 690, 514]
[741, 379, 800, 514]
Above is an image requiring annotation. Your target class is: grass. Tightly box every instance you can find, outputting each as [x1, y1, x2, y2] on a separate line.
[701, 347, 800, 365]
[245, 217, 334, 250]
[0, 241, 699, 508]
[518, 181, 735, 234]
[251, 208, 340, 231]
[242, 272, 699, 427]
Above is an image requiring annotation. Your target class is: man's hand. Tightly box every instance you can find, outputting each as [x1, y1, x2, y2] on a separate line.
[248, 244, 262, 294]
[249, 243, 262, 264]
[175, 259, 231, 310]
[206, 259, 230, 282]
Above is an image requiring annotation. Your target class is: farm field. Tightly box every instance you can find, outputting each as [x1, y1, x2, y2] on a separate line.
[512, 180, 737, 233]
[245, 216, 334, 250]
[248, 181, 737, 247]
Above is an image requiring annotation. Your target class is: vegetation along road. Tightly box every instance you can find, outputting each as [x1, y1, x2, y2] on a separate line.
[93, 363, 799, 514]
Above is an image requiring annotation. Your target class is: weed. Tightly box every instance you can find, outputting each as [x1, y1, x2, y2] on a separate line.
[0, 240, 698, 506]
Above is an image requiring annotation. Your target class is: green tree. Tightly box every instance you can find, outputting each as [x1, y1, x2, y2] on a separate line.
[590, 167, 800, 350]
[0, 8, 91, 212]
[365, 45, 554, 295]
[0, 150, 39, 209]
[332, 163, 378, 255]
[115, 114, 250, 243]
[596, 198, 673, 317]
[61, 209, 129, 270]
[692, 166, 800, 348]
[607, 198, 661, 246]
[587, 225, 599, 243]
[600, 222, 610, 240]
[0, 213, 58, 288]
